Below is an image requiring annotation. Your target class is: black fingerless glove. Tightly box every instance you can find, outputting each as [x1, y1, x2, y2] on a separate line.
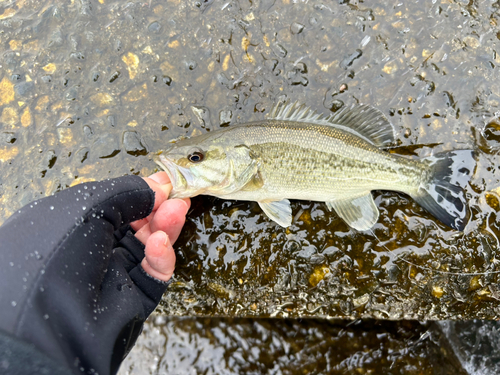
[0, 175, 169, 375]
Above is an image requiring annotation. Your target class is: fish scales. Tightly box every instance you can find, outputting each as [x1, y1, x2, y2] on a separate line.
[156, 101, 474, 231]
[221, 121, 425, 202]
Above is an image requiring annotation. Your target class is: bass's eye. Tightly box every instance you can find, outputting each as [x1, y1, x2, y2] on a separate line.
[188, 151, 204, 163]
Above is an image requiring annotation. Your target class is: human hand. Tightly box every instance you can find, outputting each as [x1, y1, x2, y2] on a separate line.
[131, 172, 190, 282]
[0, 174, 191, 375]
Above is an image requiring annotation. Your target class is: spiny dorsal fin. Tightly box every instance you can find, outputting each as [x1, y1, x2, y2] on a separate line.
[268, 101, 395, 147]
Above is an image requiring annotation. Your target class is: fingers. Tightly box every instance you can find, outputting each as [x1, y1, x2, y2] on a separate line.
[134, 222, 152, 244]
[134, 198, 189, 245]
[132, 171, 191, 281]
[141, 231, 176, 282]
[130, 217, 149, 232]
[148, 171, 171, 185]
[142, 172, 172, 211]
[149, 199, 189, 244]
[131, 172, 172, 232]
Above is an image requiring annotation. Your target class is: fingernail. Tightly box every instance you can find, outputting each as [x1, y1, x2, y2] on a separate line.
[177, 198, 189, 208]
[172, 198, 190, 213]
[163, 233, 170, 247]
[156, 231, 168, 246]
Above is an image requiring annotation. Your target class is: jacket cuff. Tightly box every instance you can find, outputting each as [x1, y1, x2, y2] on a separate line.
[129, 265, 172, 313]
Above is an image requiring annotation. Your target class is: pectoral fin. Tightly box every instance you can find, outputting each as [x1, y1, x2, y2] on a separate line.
[259, 199, 292, 227]
[327, 193, 379, 231]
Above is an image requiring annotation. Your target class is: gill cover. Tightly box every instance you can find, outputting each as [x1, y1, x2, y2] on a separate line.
[156, 141, 261, 199]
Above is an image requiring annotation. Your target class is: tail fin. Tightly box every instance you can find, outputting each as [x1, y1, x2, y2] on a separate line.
[413, 150, 475, 231]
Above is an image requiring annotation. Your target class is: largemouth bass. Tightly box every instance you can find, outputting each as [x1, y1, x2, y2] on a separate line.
[155, 102, 475, 231]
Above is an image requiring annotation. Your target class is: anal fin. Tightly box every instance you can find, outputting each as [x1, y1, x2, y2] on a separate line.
[259, 199, 292, 227]
[328, 193, 379, 231]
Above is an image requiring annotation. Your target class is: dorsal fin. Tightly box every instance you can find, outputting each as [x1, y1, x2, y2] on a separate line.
[268, 101, 395, 147]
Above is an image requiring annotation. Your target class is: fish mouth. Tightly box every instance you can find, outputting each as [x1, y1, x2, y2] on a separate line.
[155, 154, 192, 199]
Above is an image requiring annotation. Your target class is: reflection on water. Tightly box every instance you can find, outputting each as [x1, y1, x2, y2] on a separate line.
[120, 316, 467, 375]
[1, 0, 500, 373]
[439, 320, 500, 375]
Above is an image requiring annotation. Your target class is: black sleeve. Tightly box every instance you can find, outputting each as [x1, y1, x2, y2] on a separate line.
[0, 175, 171, 375]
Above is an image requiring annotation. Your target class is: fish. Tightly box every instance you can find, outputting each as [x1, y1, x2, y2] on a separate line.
[155, 101, 475, 231]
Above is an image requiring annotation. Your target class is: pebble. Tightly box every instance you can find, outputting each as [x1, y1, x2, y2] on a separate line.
[219, 110, 232, 126]
[1, 132, 16, 144]
[14, 81, 35, 97]
[123, 131, 147, 156]
[92, 134, 120, 158]
[340, 49, 362, 69]
[290, 22, 305, 35]
[148, 21, 162, 33]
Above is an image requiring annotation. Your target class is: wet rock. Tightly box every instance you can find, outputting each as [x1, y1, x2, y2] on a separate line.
[272, 43, 287, 58]
[325, 98, 344, 112]
[123, 131, 147, 156]
[90, 93, 114, 106]
[92, 134, 120, 159]
[109, 71, 121, 83]
[290, 22, 305, 35]
[148, 21, 162, 33]
[115, 39, 123, 53]
[439, 321, 500, 374]
[40, 150, 57, 178]
[0, 132, 16, 144]
[191, 106, 211, 128]
[286, 62, 308, 86]
[0, 77, 15, 106]
[65, 87, 78, 101]
[264, 59, 278, 73]
[3, 51, 20, 70]
[14, 81, 35, 98]
[48, 28, 64, 47]
[70, 51, 85, 60]
[283, 240, 300, 254]
[43, 150, 57, 169]
[340, 49, 362, 69]
[122, 52, 139, 80]
[195, 0, 215, 12]
[83, 125, 93, 138]
[79, 0, 92, 15]
[217, 72, 231, 88]
[162, 76, 172, 86]
[57, 128, 74, 145]
[0, 107, 18, 126]
[107, 115, 116, 127]
[219, 110, 232, 126]
[123, 83, 148, 102]
[185, 61, 197, 70]
[482, 119, 500, 148]
[75, 147, 89, 163]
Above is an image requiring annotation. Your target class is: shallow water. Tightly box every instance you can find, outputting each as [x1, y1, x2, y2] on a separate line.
[1, 0, 500, 373]
[120, 317, 467, 375]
